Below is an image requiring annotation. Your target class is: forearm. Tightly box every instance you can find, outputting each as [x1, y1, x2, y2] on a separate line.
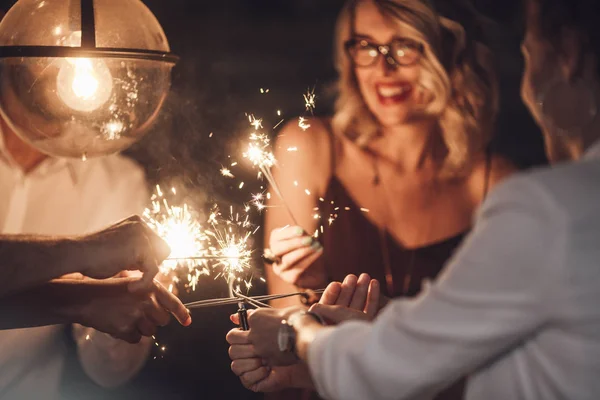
[0, 235, 84, 296]
[74, 324, 151, 387]
[0, 279, 86, 329]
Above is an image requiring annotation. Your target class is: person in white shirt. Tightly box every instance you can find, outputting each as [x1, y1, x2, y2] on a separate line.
[227, 0, 600, 398]
[0, 109, 182, 397]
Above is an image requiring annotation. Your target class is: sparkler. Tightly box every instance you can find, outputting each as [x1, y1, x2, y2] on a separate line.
[143, 186, 255, 291]
[243, 114, 298, 225]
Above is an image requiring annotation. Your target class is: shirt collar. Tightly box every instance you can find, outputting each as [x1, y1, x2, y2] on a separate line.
[0, 126, 80, 185]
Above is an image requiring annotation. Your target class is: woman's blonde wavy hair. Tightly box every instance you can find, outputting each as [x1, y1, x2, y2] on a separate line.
[331, 0, 498, 178]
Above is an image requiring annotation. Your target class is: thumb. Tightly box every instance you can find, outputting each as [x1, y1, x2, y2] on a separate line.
[309, 304, 357, 325]
[230, 313, 240, 325]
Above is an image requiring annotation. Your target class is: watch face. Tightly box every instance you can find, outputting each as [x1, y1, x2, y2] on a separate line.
[277, 322, 293, 353]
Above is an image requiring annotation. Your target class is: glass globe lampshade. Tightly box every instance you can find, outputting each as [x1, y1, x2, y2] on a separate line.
[0, 0, 177, 159]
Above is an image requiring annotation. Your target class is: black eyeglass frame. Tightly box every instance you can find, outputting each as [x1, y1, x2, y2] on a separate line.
[343, 38, 423, 68]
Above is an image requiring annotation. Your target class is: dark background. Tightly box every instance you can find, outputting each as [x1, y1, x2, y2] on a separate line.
[2, 0, 546, 399]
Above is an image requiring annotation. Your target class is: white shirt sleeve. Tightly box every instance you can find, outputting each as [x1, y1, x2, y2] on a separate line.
[307, 176, 566, 400]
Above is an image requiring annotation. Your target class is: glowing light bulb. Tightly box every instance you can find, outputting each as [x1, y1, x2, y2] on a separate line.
[56, 58, 113, 112]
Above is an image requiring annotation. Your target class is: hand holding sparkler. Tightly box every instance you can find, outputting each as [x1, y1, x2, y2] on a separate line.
[77, 215, 170, 292]
[264, 225, 323, 286]
[68, 277, 191, 344]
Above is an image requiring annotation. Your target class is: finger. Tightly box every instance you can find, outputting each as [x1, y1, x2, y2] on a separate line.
[146, 295, 171, 327]
[335, 274, 358, 307]
[136, 317, 157, 337]
[275, 249, 324, 285]
[364, 279, 381, 318]
[270, 235, 320, 258]
[270, 225, 304, 242]
[153, 282, 192, 326]
[241, 367, 271, 390]
[229, 344, 258, 360]
[230, 313, 240, 325]
[128, 251, 159, 293]
[231, 358, 263, 376]
[319, 282, 342, 305]
[226, 328, 251, 345]
[275, 245, 323, 273]
[349, 273, 371, 311]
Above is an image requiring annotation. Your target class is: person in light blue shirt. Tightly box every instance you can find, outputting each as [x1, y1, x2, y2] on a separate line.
[227, 0, 600, 399]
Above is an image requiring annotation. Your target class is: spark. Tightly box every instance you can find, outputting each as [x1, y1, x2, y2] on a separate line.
[287, 147, 298, 152]
[239, 182, 244, 189]
[304, 88, 316, 113]
[220, 167, 234, 178]
[251, 192, 267, 211]
[298, 117, 311, 131]
[305, 189, 311, 196]
[248, 114, 263, 130]
[209, 132, 214, 138]
[277, 110, 281, 116]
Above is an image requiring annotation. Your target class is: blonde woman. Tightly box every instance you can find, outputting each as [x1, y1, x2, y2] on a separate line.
[262, 0, 515, 397]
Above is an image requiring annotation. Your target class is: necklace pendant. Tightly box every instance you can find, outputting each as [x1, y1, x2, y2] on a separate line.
[373, 174, 380, 186]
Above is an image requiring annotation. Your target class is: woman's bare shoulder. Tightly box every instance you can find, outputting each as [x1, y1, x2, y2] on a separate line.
[275, 117, 334, 167]
[467, 152, 518, 204]
[273, 117, 335, 191]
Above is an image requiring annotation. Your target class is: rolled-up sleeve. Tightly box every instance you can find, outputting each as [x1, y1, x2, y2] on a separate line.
[307, 177, 566, 400]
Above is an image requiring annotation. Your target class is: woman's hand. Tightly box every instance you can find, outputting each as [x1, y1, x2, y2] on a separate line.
[267, 225, 323, 284]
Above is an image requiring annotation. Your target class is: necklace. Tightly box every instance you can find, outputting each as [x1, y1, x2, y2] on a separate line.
[371, 154, 438, 297]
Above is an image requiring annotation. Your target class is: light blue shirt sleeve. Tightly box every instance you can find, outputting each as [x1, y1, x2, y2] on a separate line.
[307, 176, 566, 400]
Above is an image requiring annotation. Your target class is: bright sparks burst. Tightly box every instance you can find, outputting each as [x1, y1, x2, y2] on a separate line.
[243, 132, 276, 170]
[304, 88, 316, 113]
[143, 187, 210, 290]
[143, 186, 259, 292]
[206, 206, 254, 288]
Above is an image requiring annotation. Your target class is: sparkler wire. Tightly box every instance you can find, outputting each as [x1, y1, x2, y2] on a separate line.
[184, 289, 325, 309]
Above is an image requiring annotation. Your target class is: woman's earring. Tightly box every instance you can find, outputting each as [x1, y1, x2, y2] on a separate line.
[537, 78, 597, 137]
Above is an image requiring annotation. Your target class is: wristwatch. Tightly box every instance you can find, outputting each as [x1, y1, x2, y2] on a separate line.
[277, 311, 325, 355]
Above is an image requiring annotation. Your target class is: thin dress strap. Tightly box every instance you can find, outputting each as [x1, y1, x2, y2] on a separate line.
[482, 149, 492, 199]
[323, 119, 337, 178]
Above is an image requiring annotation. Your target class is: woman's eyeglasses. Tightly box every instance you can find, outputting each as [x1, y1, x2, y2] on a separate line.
[344, 38, 423, 67]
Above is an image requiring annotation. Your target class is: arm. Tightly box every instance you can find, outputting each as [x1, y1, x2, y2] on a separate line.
[265, 120, 331, 307]
[0, 213, 168, 298]
[0, 278, 190, 334]
[75, 162, 155, 387]
[0, 235, 86, 297]
[301, 177, 564, 400]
